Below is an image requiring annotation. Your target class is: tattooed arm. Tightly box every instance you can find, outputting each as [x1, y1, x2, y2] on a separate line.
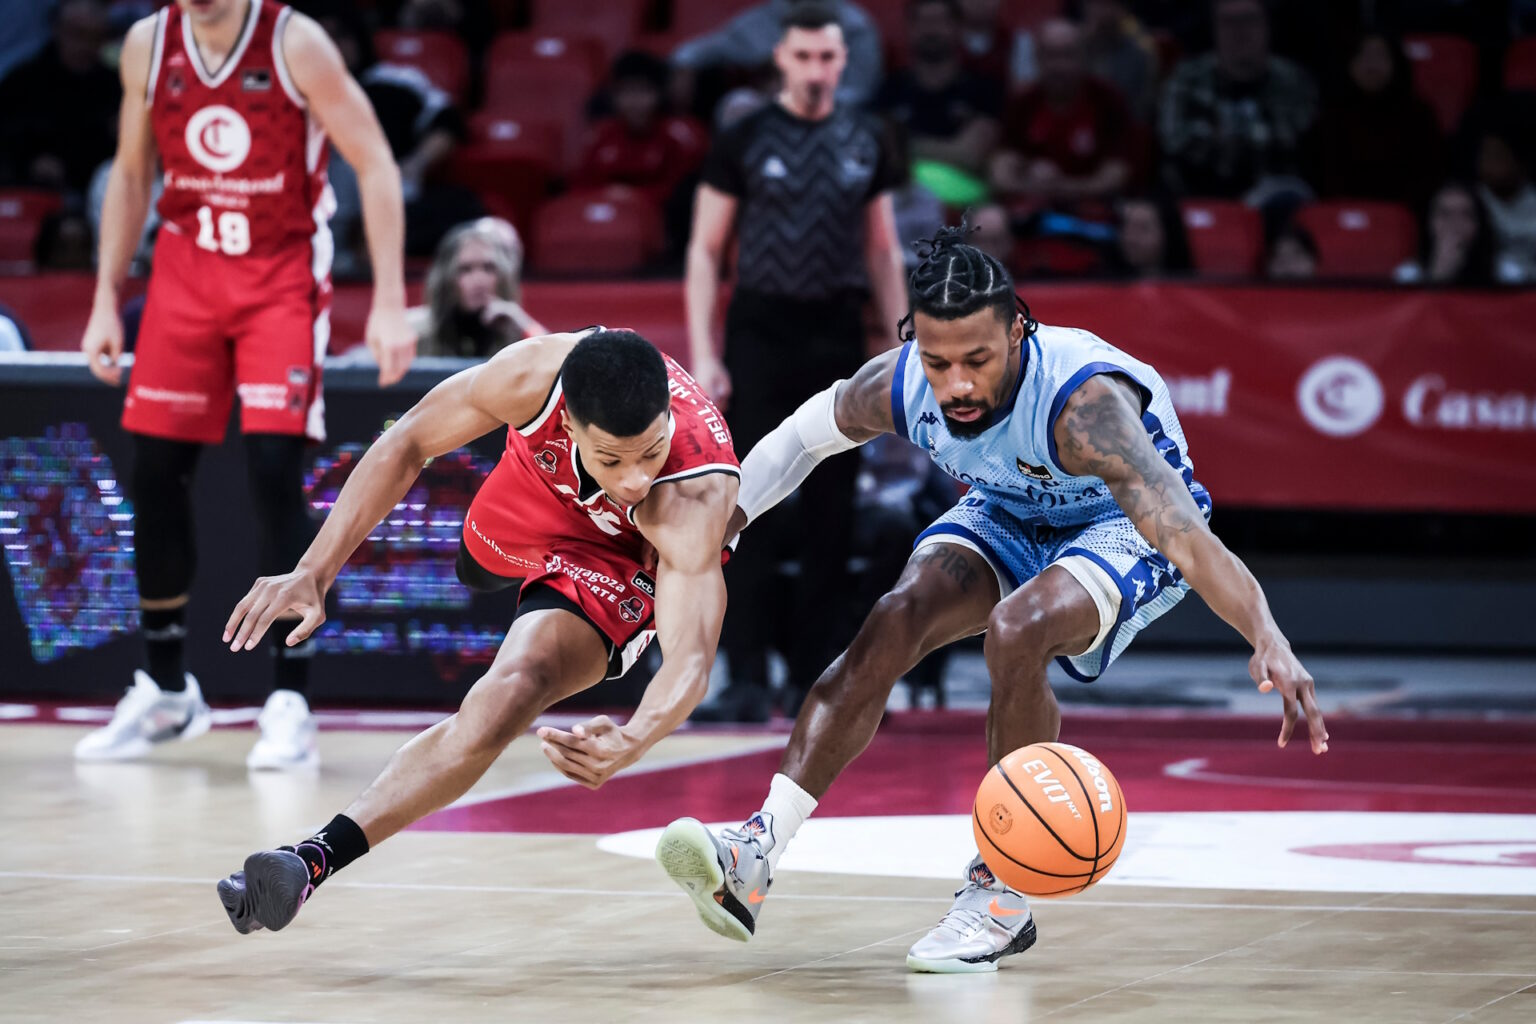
[1054, 375, 1329, 754]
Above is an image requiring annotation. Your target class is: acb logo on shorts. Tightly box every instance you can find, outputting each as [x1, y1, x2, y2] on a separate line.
[185, 105, 251, 173]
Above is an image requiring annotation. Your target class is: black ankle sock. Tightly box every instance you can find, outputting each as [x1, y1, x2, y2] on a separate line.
[281, 813, 369, 889]
[142, 606, 186, 690]
[270, 632, 314, 698]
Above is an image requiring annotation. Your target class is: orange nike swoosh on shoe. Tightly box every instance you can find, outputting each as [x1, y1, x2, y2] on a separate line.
[987, 897, 1026, 917]
[747, 888, 765, 904]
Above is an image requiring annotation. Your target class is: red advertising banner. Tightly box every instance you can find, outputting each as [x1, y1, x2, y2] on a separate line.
[4, 276, 1534, 512]
[1023, 285, 1536, 514]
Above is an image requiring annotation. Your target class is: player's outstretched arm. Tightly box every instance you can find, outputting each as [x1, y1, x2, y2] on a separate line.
[283, 12, 414, 387]
[538, 473, 739, 788]
[83, 15, 158, 386]
[1053, 375, 1330, 755]
[726, 346, 901, 541]
[223, 337, 575, 651]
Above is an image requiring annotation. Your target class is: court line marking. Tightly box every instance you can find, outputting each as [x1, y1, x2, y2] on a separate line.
[4, 871, 1535, 916]
[1443, 980, 1536, 1024]
[441, 734, 789, 810]
[1163, 757, 1536, 800]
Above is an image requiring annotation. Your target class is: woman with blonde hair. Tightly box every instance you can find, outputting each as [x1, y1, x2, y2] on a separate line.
[409, 218, 547, 359]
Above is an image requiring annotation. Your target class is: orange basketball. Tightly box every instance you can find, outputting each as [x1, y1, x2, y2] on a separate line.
[972, 741, 1128, 898]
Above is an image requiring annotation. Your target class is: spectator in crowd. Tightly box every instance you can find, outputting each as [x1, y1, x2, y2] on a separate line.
[990, 19, 1136, 210]
[1159, 0, 1317, 199]
[968, 203, 1016, 268]
[1265, 220, 1318, 280]
[1080, 0, 1159, 123]
[316, 5, 479, 262]
[672, 0, 884, 107]
[0, 0, 120, 195]
[33, 208, 95, 271]
[1106, 194, 1191, 277]
[955, 0, 1035, 88]
[884, 125, 947, 271]
[408, 218, 547, 359]
[874, 0, 1002, 187]
[1307, 32, 1442, 209]
[0, 305, 31, 353]
[1394, 182, 1503, 287]
[1474, 124, 1536, 282]
[573, 52, 708, 208]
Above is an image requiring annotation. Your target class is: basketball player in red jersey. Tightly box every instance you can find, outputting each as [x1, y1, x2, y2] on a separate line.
[75, 0, 415, 769]
[214, 328, 739, 933]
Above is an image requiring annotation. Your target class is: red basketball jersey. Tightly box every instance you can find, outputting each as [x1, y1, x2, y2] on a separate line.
[505, 348, 739, 543]
[147, 0, 331, 258]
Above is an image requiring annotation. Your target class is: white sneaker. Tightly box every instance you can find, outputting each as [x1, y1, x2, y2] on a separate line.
[246, 690, 319, 771]
[74, 671, 212, 761]
[906, 856, 1037, 973]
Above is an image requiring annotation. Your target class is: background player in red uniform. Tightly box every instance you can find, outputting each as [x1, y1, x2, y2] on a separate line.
[214, 328, 739, 934]
[75, 0, 415, 768]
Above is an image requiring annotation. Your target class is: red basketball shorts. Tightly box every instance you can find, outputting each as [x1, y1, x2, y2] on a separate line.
[122, 227, 330, 444]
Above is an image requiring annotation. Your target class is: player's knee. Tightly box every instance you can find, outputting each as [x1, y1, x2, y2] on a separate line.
[984, 597, 1058, 668]
[465, 663, 562, 750]
[859, 587, 928, 656]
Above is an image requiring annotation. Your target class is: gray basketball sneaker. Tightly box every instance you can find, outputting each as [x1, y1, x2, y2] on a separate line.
[906, 856, 1037, 973]
[216, 849, 314, 934]
[656, 814, 774, 942]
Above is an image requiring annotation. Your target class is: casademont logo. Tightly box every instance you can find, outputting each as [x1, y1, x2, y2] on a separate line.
[185, 105, 251, 173]
[1296, 356, 1383, 438]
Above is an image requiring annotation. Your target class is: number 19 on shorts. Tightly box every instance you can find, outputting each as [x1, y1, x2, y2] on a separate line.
[196, 206, 251, 255]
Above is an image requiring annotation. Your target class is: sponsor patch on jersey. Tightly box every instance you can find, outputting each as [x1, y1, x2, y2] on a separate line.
[1017, 458, 1053, 481]
[242, 68, 271, 92]
[630, 570, 655, 597]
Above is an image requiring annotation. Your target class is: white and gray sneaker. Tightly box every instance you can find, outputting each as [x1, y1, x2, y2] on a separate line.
[906, 856, 1037, 974]
[656, 814, 774, 942]
[246, 690, 319, 771]
[73, 670, 212, 761]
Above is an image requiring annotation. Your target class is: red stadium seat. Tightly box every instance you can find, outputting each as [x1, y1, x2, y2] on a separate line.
[671, 0, 758, 38]
[1002, 0, 1063, 30]
[1294, 201, 1418, 279]
[531, 190, 663, 275]
[445, 114, 563, 233]
[0, 189, 64, 271]
[529, 0, 646, 59]
[488, 32, 610, 89]
[1403, 34, 1478, 135]
[373, 30, 469, 103]
[1506, 37, 1536, 91]
[1180, 199, 1262, 277]
[482, 59, 596, 169]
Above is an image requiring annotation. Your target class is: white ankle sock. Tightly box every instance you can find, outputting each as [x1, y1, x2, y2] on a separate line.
[750, 773, 818, 874]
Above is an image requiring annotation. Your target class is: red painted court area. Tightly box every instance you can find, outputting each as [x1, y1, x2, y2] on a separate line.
[415, 711, 1536, 833]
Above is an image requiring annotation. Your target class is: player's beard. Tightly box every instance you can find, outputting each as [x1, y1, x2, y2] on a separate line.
[942, 400, 993, 438]
[803, 82, 827, 108]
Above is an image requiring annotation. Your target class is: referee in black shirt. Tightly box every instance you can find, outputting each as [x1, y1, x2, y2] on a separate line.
[686, 1, 908, 722]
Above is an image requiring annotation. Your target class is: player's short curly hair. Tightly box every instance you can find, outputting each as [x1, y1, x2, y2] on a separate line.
[561, 330, 670, 437]
[898, 220, 1037, 344]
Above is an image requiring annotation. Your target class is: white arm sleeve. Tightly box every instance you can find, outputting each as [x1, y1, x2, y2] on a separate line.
[737, 381, 862, 526]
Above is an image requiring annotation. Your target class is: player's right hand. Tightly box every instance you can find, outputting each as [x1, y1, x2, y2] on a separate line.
[224, 569, 327, 652]
[367, 305, 418, 388]
[692, 354, 732, 408]
[81, 302, 125, 386]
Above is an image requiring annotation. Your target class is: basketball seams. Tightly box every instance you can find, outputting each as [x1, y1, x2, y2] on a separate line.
[973, 807, 1096, 880]
[1040, 743, 1103, 873]
[991, 762, 1097, 864]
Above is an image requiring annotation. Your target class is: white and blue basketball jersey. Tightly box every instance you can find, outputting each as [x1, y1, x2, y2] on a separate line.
[891, 324, 1211, 527]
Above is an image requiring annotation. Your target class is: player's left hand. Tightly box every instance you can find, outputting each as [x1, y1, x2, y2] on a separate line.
[366, 305, 417, 388]
[536, 716, 640, 790]
[1250, 633, 1329, 754]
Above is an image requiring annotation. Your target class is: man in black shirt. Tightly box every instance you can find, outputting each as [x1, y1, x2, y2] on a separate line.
[873, 0, 1002, 180]
[686, 1, 907, 722]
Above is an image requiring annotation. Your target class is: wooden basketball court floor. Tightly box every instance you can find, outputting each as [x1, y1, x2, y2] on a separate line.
[3, 707, 1535, 1024]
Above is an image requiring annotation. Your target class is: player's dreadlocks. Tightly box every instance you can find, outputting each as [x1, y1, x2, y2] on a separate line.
[897, 221, 1038, 344]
